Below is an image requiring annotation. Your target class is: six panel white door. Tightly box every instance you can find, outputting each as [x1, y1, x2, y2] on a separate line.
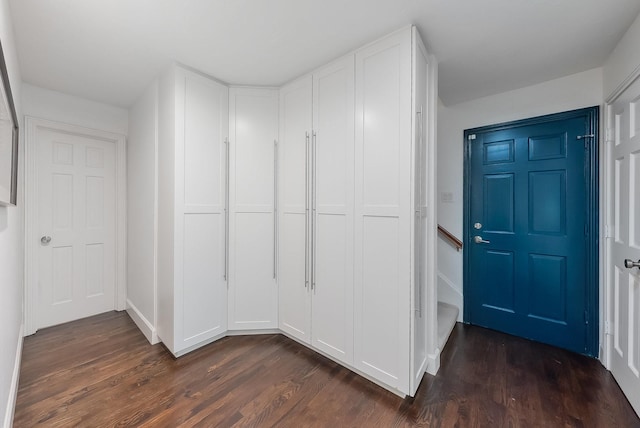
[311, 57, 355, 363]
[228, 87, 279, 330]
[278, 76, 313, 343]
[609, 75, 640, 415]
[37, 128, 116, 329]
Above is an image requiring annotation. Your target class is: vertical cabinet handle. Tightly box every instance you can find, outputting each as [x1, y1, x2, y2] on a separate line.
[224, 137, 230, 283]
[312, 131, 317, 291]
[273, 140, 278, 280]
[305, 132, 310, 288]
[416, 106, 423, 317]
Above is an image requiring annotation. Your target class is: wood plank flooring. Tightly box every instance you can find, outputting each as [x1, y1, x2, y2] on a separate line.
[14, 311, 640, 427]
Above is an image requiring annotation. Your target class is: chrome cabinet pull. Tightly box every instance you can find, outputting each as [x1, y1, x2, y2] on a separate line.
[416, 106, 423, 317]
[311, 131, 317, 291]
[224, 137, 230, 283]
[273, 140, 278, 280]
[305, 132, 309, 288]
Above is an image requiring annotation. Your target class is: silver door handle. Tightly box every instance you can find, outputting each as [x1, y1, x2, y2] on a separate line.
[474, 236, 490, 244]
[624, 259, 640, 269]
[41, 236, 51, 245]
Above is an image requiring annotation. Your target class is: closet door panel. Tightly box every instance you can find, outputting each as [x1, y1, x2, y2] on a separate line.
[228, 88, 278, 330]
[354, 29, 412, 390]
[279, 77, 313, 343]
[311, 58, 355, 363]
[231, 212, 275, 326]
[175, 70, 228, 352]
[183, 213, 225, 340]
[183, 75, 225, 209]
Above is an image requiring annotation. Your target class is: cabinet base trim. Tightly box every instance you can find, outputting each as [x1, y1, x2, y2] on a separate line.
[280, 331, 408, 398]
[227, 328, 280, 336]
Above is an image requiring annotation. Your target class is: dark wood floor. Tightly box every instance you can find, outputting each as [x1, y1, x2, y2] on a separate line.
[13, 312, 640, 427]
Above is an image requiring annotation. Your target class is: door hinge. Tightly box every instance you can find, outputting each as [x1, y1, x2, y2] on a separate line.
[605, 128, 614, 144]
[605, 320, 613, 336]
[468, 134, 476, 141]
[605, 225, 613, 239]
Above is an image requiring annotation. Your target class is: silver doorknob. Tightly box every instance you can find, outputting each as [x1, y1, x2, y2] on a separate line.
[41, 236, 51, 245]
[624, 259, 640, 269]
[474, 236, 490, 244]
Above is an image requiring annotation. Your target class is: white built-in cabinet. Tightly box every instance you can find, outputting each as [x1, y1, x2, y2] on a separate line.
[228, 87, 279, 330]
[278, 55, 355, 364]
[156, 66, 229, 356]
[131, 25, 437, 397]
[278, 26, 436, 396]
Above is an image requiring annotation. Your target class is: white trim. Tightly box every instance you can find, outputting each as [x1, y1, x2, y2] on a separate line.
[605, 63, 640, 104]
[24, 116, 127, 335]
[4, 324, 23, 428]
[426, 348, 441, 376]
[126, 299, 159, 344]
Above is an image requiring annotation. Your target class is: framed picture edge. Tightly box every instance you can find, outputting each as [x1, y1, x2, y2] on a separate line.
[0, 37, 19, 207]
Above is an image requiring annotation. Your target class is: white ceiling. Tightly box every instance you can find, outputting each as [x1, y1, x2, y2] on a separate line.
[9, 0, 640, 107]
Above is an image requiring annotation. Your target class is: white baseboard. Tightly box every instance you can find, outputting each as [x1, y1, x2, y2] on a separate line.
[4, 324, 24, 428]
[437, 271, 463, 322]
[126, 300, 159, 345]
[426, 347, 441, 376]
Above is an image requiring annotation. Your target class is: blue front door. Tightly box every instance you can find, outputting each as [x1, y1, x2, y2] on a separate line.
[465, 108, 598, 355]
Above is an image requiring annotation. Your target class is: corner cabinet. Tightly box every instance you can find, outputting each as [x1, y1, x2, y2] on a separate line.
[132, 25, 437, 398]
[227, 87, 279, 330]
[156, 66, 229, 356]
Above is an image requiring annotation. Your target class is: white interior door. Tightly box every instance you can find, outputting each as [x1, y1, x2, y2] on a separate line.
[37, 127, 116, 329]
[609, 75, 640, 415]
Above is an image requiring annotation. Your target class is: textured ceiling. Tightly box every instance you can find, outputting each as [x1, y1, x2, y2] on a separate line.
[9, 0, 640, 107]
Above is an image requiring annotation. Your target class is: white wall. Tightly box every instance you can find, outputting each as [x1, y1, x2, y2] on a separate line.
[22, 83, 128, 135]
[437, 67, 603, 320]
[0, 0, 22, 425]
[603, 13, 640, 101]
[126, 81, 158, 343]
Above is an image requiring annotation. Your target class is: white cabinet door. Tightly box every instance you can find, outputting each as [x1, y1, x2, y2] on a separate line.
[311, 57, 355, 363]
[228, 87, 279, 330]
[278, 76, 313, 343]
[174, 70, 228, 353]
[354, 28, 412, 392]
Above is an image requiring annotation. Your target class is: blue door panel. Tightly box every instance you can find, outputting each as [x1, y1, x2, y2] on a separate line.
[465, 110, 596, 355]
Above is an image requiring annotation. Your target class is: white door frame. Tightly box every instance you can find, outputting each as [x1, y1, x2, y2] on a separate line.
[602, 66, 640, 369]
[24, 116, 127, 336]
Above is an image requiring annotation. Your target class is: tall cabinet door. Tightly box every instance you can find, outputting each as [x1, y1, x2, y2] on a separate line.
[354, 28, 413, 391]
[174, 70, 229, 353]
[278, 77, 313, 343]
[311, 57, 355, 363]
[228, 87, 279, 330]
